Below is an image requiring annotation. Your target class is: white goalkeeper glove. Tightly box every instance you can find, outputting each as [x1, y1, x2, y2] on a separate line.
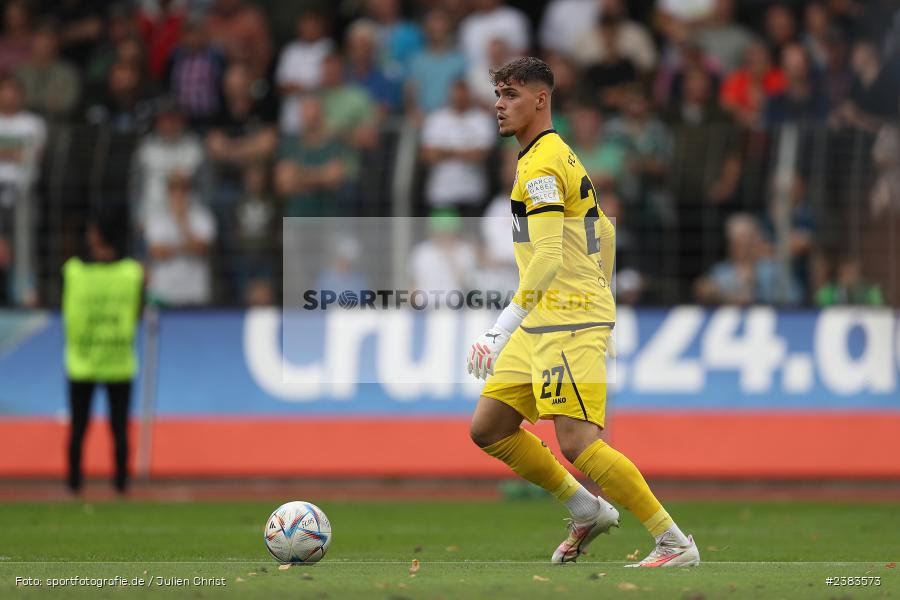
[467, 303, 528, 380]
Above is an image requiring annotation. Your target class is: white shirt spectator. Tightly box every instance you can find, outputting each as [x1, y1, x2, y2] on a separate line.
[539, 0, 600, 56]
[481, 194, 515, 265]
[466, 64, 498, 109]
[0, 110, 45, 186]
[657, 0, 713, 22]
[472, 193, 518, 295]
[145, 202, 216, 305]
[421, 106, 495, 207]
[572, 21, 658, 72]
[409, 237, 477, 293]
[275, 37, 334, 134]
[133, 133, 205, 225]
[459, 4, 529, 68]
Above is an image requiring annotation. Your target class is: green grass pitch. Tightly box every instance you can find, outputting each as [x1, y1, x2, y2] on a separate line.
[0, 499, 897, 599]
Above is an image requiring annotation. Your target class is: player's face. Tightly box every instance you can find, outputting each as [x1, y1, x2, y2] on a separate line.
[494, 81, 537, 138]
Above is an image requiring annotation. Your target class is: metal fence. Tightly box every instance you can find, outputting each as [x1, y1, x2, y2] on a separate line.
[6, 118, 898, 308]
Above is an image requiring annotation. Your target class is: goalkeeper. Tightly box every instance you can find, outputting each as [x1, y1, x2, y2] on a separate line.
[467, 57, 699, 568]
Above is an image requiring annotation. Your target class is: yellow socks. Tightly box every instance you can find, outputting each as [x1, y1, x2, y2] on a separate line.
[573, 439, 674, 537]
[482, 429, 579, 501]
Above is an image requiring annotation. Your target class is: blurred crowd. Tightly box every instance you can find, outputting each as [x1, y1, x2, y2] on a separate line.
[0, 0, 897, 308]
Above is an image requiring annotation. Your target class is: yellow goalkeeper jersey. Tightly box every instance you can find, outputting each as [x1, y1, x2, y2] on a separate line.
[510, 129, 616, 332]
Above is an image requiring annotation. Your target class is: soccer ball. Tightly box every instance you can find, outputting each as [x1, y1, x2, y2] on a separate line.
[264, 501, 332, 564]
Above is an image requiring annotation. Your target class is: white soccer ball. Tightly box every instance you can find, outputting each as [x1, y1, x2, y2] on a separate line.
[264, 501, 332, 564]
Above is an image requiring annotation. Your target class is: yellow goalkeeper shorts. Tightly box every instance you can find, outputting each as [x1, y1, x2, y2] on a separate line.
[480, 325, 612, 429]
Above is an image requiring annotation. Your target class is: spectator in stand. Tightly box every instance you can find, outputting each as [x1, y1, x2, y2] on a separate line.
[275, 11, 333, 135]
[593, 185, 641, 292]
[43, 0, 105, 66]
[759, 171, 816, 293]
[654, 0, 711, 42]
[831, 40, 900, 133]
[275, 95, 355, 217]
[145, 170, 216, 306]
[466, 37, 515, 110]
[132, 97, 205, 230]
[345, 20, 402, 116]
[317, 52, 379, 151]
[654, 0, 713, 28]
[882, 9, 900, 70]
[765, 43, 828, 125]
[315, 237, 367, 297]
[476, 143, 518, 296]
[572, 0, 657, 76]
[541, 53, 579, 136]
[206, 62, 277, 294]
[359, 0, 424, 79]
[0, 75, 45, 306]
[664, 40, 722, 109]
[606, 83, 675, 263]
[652, 0, 712, 77]
[459, 0, 529, 69]
[815, 255, 884, 306]
[654, 8, 722, 107]
[0, 0, 33, 75]
[206, 64, 278, 202]
[802, 1, 834, 71]
[665, 66, 743, 298]
[420, 79, 495, 216]
[694, 0, 756, 73]
[720, 41, 786, 128]
[538, 0, 600, 58]
[165, 15, 225, 129]
[84, 59, 155, 134]
[870, 124, 900, 218]
[694, 213, 801, 305]
[406, 8, 467, 117]
[84, 4, 143, 92]
[116, 37, 146, 70]
[820, 30, 852, 110]
[846, 0, 899, 47]
[764, 3, 798, 61]
[567, 101, 629, 193]
[233, 163, 275, 303]
[206, 62, 277, 213]
[578, 13, 645, 109]
[15, 22, 80, 120]
[408, 207, 477, 294]
[138, 0, 187, 83]
[204, 0, 272, 80]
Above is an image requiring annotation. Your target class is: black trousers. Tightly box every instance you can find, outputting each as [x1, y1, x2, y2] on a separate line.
[67, 380, 132, 493]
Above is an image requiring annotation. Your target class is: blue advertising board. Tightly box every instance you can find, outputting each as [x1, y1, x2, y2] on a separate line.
[1, 307, 897, 417]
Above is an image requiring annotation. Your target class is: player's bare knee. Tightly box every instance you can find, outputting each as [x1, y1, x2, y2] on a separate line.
[469, 420, 505, 448]
[555, 427, 598, 463]
[469, 416, 518, 448]
[470, 396, 523, 448]
[557, 437, 586, 464]
[554, 416, 602, 463]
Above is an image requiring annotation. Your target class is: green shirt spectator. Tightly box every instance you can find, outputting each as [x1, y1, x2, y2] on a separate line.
[318, 52, 379, 150]
[815, 257, 884, 306]
[276, 96, 356, 217]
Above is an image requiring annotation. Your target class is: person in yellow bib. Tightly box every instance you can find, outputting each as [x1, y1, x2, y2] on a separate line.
[62, 209, 143, 494]
[466, 57, 700, 568]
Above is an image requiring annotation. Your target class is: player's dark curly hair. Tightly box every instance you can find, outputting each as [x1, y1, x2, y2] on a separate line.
[490, 57, 554, 91]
